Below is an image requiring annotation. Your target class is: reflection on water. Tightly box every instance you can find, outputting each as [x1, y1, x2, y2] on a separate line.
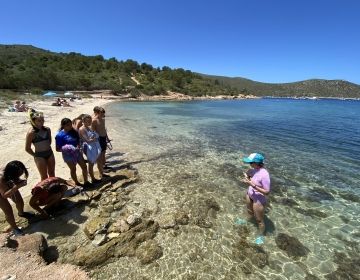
[92, 99, 360, 279]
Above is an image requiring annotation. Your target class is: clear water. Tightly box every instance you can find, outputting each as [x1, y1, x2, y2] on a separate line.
[94, 99, 360, 279]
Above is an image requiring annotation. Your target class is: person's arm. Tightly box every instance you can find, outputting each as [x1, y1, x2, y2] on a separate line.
[91, 118, 97, 133]
[251, 175, 271, 195]
[79, 127, 93, 142]
[0, 180, 27, 199]
[29, 194, 49, 218]
[25, 130, 35, 156]
[48, 127, 52, 146]
[55, 133, 62, 152]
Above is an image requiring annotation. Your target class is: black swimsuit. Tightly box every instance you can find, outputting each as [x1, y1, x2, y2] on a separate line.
[32, 128, 53, 159]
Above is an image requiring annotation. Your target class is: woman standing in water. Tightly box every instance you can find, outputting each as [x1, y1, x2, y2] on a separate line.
[0, 161, 32, 236]
[55, 118, 91, 188]
[241, 153, 270, 245]
[25, 110, 55, 180]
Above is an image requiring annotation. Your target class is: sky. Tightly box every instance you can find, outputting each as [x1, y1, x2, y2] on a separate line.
[1, 0, 359, 84]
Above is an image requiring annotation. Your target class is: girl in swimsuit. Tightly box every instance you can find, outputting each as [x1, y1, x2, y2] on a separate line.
[79, 114, 102, 183]
[25, 110, 55, 180]
[0, 161, 32, 236]
[55, 118, 91, 188]
[241, 153, 271, 240]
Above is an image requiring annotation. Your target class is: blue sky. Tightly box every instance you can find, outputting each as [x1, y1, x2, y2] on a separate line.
[1, 0, 359, 84]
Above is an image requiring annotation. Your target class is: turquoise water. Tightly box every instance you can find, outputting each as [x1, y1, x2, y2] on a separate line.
[96, 99, 360, 279]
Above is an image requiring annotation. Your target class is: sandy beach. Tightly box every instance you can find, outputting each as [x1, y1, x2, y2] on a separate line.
[0, 97, 112, 198]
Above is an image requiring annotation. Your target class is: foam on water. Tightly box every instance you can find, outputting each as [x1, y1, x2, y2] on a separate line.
[92, 99, 360, 279]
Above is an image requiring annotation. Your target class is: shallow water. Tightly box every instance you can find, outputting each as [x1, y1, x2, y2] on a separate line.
[93, 99, 360, 279]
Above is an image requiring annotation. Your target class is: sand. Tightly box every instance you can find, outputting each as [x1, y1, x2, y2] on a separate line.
[0, 97, 113, 199]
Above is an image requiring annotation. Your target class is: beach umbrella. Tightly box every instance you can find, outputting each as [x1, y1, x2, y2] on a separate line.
[64, 91, 74, 96]
[43, 91, 57, 97]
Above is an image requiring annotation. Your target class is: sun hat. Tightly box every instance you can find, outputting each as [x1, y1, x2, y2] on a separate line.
[242, 153, 265, 163]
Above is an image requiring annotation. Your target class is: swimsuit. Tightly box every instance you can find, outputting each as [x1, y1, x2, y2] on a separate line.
[99, 136, 107, 152]
[32, 128, 53, 159]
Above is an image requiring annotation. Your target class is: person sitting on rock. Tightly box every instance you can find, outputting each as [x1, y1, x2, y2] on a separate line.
[29, 177, 70, 219]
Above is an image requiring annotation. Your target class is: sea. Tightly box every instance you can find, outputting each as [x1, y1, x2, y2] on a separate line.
[93, 98, 360, 280]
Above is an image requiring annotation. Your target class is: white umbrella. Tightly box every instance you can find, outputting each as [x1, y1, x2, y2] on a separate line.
[64, 92, 74, 96]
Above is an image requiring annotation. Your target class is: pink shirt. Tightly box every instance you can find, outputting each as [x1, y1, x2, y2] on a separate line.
[247, 168, 271, 204]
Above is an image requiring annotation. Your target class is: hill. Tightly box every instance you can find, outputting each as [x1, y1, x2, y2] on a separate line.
[0, 45, 241, 97]
[1, 44, 359, 98]
[201, 75, 360, 98]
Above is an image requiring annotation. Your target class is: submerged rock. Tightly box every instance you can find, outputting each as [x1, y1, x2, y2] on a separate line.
[158, 214, 176, 229]
[305, 188, 335, 202]
[232, 239, 269, 271]
[325, 251, 360, 280]
[135, 239, 163, 264]
[275, 233, 310, 258]
[294, 207, 328, 218]
[174, 210, 189, 225]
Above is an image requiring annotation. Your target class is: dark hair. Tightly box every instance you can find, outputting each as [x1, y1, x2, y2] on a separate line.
[3, 160, 28, 183]
[59, 118, 80, 141]
[93, 106, 102, 113]
[251, 162, 264, 167]
[72, 114, 87, 124]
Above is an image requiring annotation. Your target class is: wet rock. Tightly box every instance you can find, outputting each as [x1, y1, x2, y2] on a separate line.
[109, 219, 130, 233]
[107, 232, 120, 239]
[83, 217, 110, 240]
[135, 239, 163, 264]
[275, 233, 310, 258]
[233, 239, 269, 270]
[127, 213, 142, 226]
[174, 210, 189, 225]
[73, 219, 159, 268]
[92, 234, 107, 247]
[158, 214, 176, 229]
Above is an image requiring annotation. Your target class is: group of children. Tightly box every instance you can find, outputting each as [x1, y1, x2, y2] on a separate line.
[0, 106, 110, 236]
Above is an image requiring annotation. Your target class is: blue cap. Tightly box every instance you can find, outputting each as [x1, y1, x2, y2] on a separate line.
[242, 153, 265, 163]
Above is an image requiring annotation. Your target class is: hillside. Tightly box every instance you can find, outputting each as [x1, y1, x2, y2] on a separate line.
[1, 44, 359, 98]
[0, 45, 241, 97]
[201, 75, 360, 98]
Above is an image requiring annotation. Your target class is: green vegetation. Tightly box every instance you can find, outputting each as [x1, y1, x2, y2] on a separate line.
[0, 45, 241, 97]
[1, 44, 359, 98]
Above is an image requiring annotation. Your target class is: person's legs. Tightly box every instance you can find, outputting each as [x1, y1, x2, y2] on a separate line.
[97, 151, 105, 177]
[66, 161, 80, 185]
[0, 196, 18, 230]
[34, 157, 49, 181]
[11, 190, 24, 216]
[77, 156, 89, 183]
[47, 153, 56, 177]
[88, 162, 96, 181]
[245, 194, 254, 218]
[253, 202, 266, 236]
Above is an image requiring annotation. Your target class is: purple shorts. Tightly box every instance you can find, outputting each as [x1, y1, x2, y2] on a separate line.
[247, 189, 267, 205]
